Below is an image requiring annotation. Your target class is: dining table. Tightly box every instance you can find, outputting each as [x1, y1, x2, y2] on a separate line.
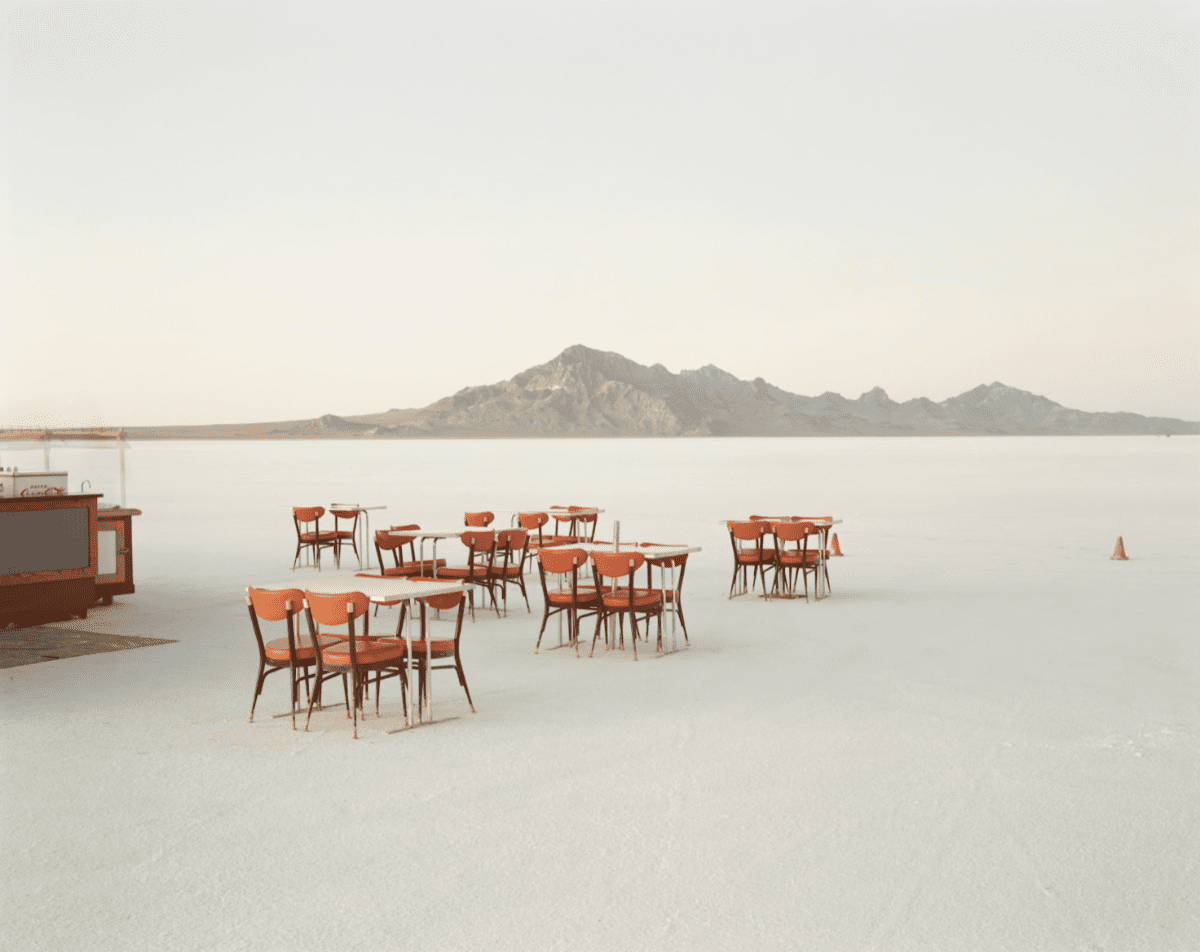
[257, 573, 467, 728]
[493, 507, 605, 535]
[724, 516, 841, 599]
[385, 527, 469, 579]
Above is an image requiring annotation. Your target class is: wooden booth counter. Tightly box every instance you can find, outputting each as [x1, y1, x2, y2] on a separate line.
[0, 494, 142, 628]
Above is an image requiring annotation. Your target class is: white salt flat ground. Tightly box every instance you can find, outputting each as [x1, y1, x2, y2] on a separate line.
[2, 437, 1197, 951]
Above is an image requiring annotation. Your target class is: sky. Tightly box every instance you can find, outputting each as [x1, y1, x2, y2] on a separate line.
[1, 1, 1197, 427]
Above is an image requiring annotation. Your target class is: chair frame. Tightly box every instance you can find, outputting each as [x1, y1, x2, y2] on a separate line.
[329, 506, 362, 568]
[728, 521, 775, 598]
[303, 591, 407, 739]
[398, 591, 474, 715]
[590, 550, 663, 661]
[535, 547, 600, 655]
[247, 587, 333, 729]
[436, 529, 499, 619]
[770, 522, 822, 600]
[490, 528, 531, 616]
[641, 551, 690, 645]
[293, 507, 338, 570]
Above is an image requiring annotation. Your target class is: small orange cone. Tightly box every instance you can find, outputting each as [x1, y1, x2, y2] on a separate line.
[830, 533, 844, 556]
[1111, 536, 1128, 560]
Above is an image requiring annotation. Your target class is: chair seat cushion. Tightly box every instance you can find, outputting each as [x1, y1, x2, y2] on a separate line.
[401, 559, 447, 572]
[735, 549, 775, 563]
[300, 531, 339, 542]
[377, 566, 418, 578]
[320, 639, 406, 666]
[496, 565, 524, 578]
[547, 590, 600, 606]
[601, 591, 663, 609]
[264, 634, 339, 662]
[438, 566, 489, 579]
[634, 588, 680, 602]
[779, 552, 821, 565]
[403, 640, 456, 657]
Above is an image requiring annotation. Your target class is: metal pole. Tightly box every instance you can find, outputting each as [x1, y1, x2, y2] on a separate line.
[119, 444, 126, 508]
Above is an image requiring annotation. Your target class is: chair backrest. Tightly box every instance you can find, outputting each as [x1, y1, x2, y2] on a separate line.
[496, 528, 528, 552]
[461, 529, 495, 550]
[464, 512, 494, 527]
[375, 529, 406, 551]
[729, 521, 769, 542]
[374, 530, 405, 569]
[294, 506, 325, 526]
[304, 590, 370, 628]
[247, 587, 305, 657]
[592, 550, 646, 580]
[460, 530, 496, 569]
[539, 546, 588, 575]
[330, 507, 360, 526]
[518, 512, 549, 538]
[421, 589, 465, 613]
[573, 511, 599, 541]
[248, 586, 305, 621]
[771, 521, 815, 543]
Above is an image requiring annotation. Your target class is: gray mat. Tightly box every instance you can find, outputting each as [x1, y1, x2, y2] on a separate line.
[0, 627, 177, 668]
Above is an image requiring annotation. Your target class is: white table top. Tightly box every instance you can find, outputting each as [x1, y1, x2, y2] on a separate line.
[575, 542, 701, 558]
[385, 528, 465, 539]
[256, 574, 465, 603]
[722, 517, 842, 526]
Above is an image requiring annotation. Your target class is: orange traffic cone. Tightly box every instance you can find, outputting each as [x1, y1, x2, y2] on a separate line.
[830, 533, 844, 556]
[1111, 536, 1128, 560]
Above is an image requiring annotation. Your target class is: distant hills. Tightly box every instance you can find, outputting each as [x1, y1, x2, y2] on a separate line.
[123, 345, 1198, 439]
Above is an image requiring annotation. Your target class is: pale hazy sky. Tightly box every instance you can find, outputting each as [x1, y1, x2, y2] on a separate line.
[2, 1, 1197, 426]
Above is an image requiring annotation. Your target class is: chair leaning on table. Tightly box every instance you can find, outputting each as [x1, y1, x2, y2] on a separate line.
[727, 521, 775, 598]
[398, 589, 475, 714]
[535, 547, 601, 655]
[246, 586, 342, 729]
[590, 550, 664, 661]
[293, 507, 339, 570]
[303, 590, 407, 739]
[770, 521, 823, 600]
[374, 527, 447, 578]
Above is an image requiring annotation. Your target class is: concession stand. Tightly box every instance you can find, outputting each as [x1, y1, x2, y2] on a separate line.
[0, 429, 141, 628]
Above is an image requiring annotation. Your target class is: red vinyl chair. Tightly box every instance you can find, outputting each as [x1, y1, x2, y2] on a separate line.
[464, 511, 495, 527]
[490, 529, 531, 615]
[397, 589, 474, 715]
[437, 529, 499, 618]
[728, 521, 775, 598]
[373, 527, 446, 578]
[329, 506, 361, 568]
[535, 547, 601, 655]
[246, 586, 342, 729]
[303, 590, 407, 739]
[771, 521, 822, 600]
[638, 548, 690, 645]
[589, 550, 663, 661]
[293, 507, 338, 570]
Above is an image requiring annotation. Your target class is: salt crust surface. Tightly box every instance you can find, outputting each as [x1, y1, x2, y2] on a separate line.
[2, 437, 1197, 951]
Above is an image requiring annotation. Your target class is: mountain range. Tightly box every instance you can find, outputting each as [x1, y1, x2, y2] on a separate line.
[123, 345, 1198, 439]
